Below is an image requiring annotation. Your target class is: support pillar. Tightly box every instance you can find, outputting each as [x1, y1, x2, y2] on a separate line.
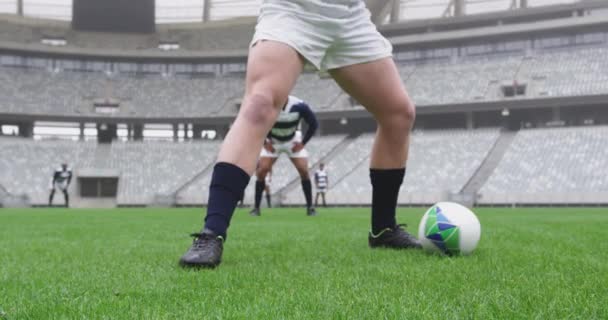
[79, 123, 85, 141]
[454, 0, 465, 17]
[390, 0, 400, 23]
[466, 112, 474, 130]
[202, 0, 211, 22]
[17, 0, 24, 16]
[520, 0, 528, 9]
[133, 124, 143, 141]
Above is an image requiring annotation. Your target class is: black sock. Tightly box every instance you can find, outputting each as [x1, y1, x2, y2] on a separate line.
[301, 179, 313, 208]
[370, 168, 405, 234]
[64, 192, 69, 207]
[204, 162, 250, 238]
[49, 190, 55, 205]
[266, 193, 271, 208]
[254, 180, 265, 209]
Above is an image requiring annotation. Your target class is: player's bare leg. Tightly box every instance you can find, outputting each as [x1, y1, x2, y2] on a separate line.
[252, 156, 276, 216]
[179, 41, 305, 268]
[330, 57, 420, 249]
[290, 157, 315, 216]
[218, 42, 305, 173]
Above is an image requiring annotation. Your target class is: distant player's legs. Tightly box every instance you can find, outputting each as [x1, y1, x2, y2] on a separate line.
[290, 157, 315, 215]
[179, 41, 305, 268]
[62, 189, 69, 208]
[321, 192, 327, 207]
[252, 157, 276, 215]
[330, 58, 420, 248]
[315, 192, 320, 207]
[48, 188, 55, 206]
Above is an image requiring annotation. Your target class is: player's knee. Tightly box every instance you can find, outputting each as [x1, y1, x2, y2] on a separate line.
[242, 92, 280, 127]
[382, 100, 416, 133]
[393, 100, 416, 130]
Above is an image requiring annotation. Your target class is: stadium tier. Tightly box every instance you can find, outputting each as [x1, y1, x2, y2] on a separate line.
[282, 129, 500, 205]
[0, 137, 96, 204]
[2, 45, 608, 117]
[0, 137, 220, 205]
[479, 126, 608, 204]
[2, 126, 608, 207]
[0, 126, 608, 205]
[176, 135, 347, 205]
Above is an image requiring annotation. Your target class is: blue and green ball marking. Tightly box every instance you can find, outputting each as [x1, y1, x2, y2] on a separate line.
[424, 205, 460, 255]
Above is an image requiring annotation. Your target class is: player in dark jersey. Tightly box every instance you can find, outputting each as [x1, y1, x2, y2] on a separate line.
[250, 95, 318, 217]
[49, 163, 72, 207]
[314, 163, 329, 207]
[180, 0, 420, 268]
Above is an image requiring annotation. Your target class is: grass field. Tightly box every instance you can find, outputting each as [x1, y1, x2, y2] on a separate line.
[0, 207, 606, 319]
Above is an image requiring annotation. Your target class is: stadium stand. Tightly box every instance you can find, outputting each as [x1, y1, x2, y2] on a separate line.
[3, 126, 608, 206]
[109, 141, 220, 205]
[3, 44, 608, 117]
[517, 47, 608, 97]
[177, 135, 347, 205]
[283, 129, 500, 205]
[0, 137, 221, 205]
[0, 137, 96, 204]
[479, 126, 608, 204]
[402, 55, 523, 105]
[282, 134, 375, 205]
[0, 66, 244, 117]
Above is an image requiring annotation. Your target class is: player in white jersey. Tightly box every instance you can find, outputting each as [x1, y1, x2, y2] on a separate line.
[49, 163, 72, 207]
[180, 0, 421, 268]
[314, 163, 329, 207]
[250, 95, 318, 217]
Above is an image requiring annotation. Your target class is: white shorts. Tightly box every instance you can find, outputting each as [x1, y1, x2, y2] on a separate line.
[260, 134, 309, 159]
[52, 181, 68, 191]
[252, 0, 393, 71]
[316, 186, 328, 193]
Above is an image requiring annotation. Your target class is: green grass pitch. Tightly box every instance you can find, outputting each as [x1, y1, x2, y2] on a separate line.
[1, 207, 606, 319]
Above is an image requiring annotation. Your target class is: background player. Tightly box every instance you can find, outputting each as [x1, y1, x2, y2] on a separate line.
[180, 0, 420, 268]
[250, 95, 318, 217]
[314, 163, 329, 207]
[49, 162, 72, 207]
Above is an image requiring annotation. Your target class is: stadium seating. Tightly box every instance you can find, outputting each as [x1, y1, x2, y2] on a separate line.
[283, 129, 500, 205]
[517, 47, 608, 97]
[0, 66, 244, 117]
[2, 45, 608, 117]
[281, 134, 375, 204]
[0, 137, 97, 204]
[108, 141, 220, 205]
[0, 137, 220, 205]
[3, 126, 608, 206]
[479, 126, 608, 204]
[177, 135, 347, 205]
[402, 55, 522, 105]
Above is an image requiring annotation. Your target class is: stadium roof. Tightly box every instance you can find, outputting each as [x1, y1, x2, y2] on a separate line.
[0, 0, 582, 24]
